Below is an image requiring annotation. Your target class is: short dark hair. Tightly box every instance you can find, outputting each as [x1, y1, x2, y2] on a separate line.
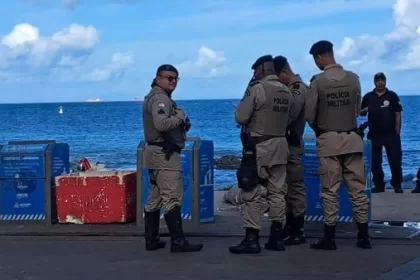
[151, 64, 179, 87]
[273, 55, 289, 74]
[374, 72, 386, 81]
[309, 40, 334, 56]
[156, 64, 179, 75]
[251, 55, 273, 70]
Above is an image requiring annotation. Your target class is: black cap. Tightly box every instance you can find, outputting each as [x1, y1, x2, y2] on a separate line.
[156, 64, 179, 75]
[374, 72, 386, 81]
[309, 40, 334, 55]
[273, 55, 288, 73]
[251, 55, 273, 70]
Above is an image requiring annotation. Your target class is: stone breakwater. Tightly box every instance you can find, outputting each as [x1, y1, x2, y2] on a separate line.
[214, 155, 241, 170]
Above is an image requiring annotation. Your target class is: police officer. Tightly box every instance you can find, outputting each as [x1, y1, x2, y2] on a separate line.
[273, 55, 308, 245]
[142, 64, 203, 253]
[305, 41, 372, 250]
[229, 55, 294, 254]
[360, 73, 403, 193]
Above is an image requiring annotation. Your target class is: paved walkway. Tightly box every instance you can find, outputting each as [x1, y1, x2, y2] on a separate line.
[0, 236, 419, 280]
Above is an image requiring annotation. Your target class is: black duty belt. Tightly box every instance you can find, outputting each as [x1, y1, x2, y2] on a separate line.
[147, 141, 182, 160]
[315, 128, 357, 138]
[241, 133, 284, 152]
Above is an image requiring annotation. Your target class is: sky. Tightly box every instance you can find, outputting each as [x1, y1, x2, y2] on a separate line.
[1, 0, 420, 103]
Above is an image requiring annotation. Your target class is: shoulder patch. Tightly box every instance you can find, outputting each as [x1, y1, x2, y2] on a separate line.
[291, 89, 300, 96]
[158, 102, 165, 108]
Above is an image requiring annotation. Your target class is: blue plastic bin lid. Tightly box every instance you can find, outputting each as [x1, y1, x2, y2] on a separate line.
[1, 144, 49, 154]
[184, 140, 195, 150]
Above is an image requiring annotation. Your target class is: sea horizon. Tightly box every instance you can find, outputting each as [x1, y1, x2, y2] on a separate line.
[1, 94, 420, 105]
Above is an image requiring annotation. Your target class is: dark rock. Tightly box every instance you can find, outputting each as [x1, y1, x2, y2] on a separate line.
[214, 155, 241, 170]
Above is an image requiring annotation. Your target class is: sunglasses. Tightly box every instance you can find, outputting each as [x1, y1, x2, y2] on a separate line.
[159, 75, 180, 82]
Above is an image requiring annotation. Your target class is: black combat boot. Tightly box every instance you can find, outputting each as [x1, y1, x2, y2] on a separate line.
[144, 209, 166, 251]
[265, 222, 285, 251]
[281, 213, 294, 239]
[284, 215, 306, 246]
[310, 224, 337, 250]
[356, 222, 372, 249]
[163, 206, 203, 253]
[372, 183, 385, 193]
[393, 185, 404, 193]
[229, 228, 261, 254]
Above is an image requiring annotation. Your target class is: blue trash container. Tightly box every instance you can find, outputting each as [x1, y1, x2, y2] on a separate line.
[303, 134, 372, 224]
[0, 140, 70, 225]
[136, 137, 215, 228]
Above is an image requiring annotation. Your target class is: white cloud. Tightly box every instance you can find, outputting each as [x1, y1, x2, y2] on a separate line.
[0, 22, 135, 84]
[0, 23, 99, 81]
[336, 0, 420, 73]
[0, 23, 99, 67]
[85, 68, 112, 82]
[175, 46, 227, 78]
[82, 52, 134, 82]
[1, 23, 39, 48]
[52, 24, 98, 50]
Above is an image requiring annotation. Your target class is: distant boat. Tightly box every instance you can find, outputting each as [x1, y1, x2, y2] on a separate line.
[86, 98, 101, 102]
[58, 106, 64, 114]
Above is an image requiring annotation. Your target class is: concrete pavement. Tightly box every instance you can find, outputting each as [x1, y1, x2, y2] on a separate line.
[0, 236, 419, 280]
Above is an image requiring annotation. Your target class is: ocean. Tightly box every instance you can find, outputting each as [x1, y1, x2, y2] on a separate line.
[0, 97, 419, 189]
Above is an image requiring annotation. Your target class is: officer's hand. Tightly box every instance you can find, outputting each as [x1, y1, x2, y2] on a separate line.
[175, 109, 185, 120]
[360, 107, 368, 116]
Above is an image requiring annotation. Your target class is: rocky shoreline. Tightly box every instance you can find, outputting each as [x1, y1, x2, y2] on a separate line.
[214, 155, 241, 169]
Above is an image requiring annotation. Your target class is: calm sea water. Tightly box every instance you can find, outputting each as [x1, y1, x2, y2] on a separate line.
[0, 97, 419, 189]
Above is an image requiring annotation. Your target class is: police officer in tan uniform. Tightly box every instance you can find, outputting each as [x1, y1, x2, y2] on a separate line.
[274, 55, 308, 246]
[229, 55, 294, 254]
[142, 64, 203, 253]
[305, 41, 372, 250]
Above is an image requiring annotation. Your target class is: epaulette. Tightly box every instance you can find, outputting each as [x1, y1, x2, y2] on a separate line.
[345, 70, 359, 79]
[310, 75, 316, 83]
[249, 80, 260, 87]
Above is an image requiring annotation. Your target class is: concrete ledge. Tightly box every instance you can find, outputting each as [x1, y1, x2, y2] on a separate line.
[0, 215, 418, 241]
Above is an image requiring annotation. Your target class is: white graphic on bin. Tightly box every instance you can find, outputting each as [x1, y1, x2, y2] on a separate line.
[203, 168, 212, 185]
[316, 182, 323, 209]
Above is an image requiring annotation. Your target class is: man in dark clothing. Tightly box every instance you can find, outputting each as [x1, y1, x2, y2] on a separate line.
[360, 72, 403, 193]
[412, 168, 420, 193]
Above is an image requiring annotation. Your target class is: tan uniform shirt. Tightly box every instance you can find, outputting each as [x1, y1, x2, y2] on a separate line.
[288, 80, 308, 155]
[143, 86, 186, 170]
[305, 64, 363, 157]
[235, 75, 293, 166]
